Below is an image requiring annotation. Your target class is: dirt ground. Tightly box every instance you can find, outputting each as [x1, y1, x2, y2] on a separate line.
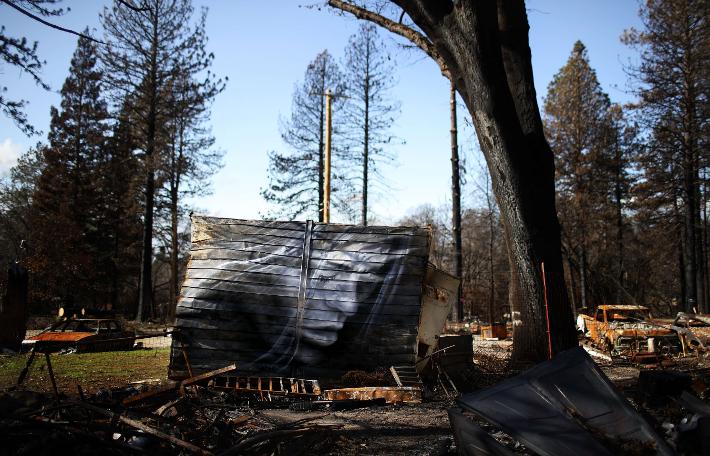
[256, 402, 455, 455]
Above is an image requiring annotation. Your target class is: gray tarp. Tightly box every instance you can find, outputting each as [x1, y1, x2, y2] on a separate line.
[169, 216, 431, 379]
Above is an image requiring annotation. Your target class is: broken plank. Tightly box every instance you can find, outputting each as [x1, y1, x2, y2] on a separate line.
[122, 381, 179, 406]
[181, 363, 238, 387]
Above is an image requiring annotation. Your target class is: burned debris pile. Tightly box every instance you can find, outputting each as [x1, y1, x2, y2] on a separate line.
[1, 363, 347, 456]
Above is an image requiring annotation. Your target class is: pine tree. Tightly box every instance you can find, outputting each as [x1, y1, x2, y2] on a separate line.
[623, 0, 710, 312]
[543, 41, 623, 309]
[262, 50, 349, 221]
[157, 59, 225, 321]
[97, 105, 143, 313]
[0, 146, 45, 265]
[342, 23, 399, 225]
[28, 33, 110, 308]
[101, 0, 218, 321]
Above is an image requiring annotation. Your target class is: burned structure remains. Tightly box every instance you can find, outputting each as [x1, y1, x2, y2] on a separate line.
[169, 216, 455, 380]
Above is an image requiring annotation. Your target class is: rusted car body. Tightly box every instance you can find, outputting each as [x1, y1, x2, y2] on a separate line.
[672, 312, 710, 351]
[21, 319, 136, 353]
[581, 305, 681, 356]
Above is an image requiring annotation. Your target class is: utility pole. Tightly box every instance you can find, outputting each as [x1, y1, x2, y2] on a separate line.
[323, 89, 333, 223]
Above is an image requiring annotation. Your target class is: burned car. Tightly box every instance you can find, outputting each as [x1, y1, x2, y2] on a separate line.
[672, 312, 710, 352]
[21, 319, 136, 353]
[581, 305, 682, 356]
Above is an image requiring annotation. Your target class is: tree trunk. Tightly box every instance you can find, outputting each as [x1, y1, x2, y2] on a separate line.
[566, 255, 577, 313]
[488, 205, 495, 325]
[615, 142, 624, 304]
[168, 185, 179, 322]
[694, 167, 705, 312]
[703, 172, 709, 313]
[394, 0, 577, 361]
[318, 92, 325, 223]
[136, 10, 159, 323]
[362, 65, 370, 226]
[683, 134, 698, 313]
[450, 80, 463, 321]
[579, 247, 587, 310]
[137, 168, 155, 322]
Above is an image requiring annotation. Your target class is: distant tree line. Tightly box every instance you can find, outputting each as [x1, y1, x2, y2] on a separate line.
[0, 0, 224, 321]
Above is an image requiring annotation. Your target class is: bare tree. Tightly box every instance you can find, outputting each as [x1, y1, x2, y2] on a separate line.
[342, 23, 400, 225]
[262, 50, 351, 221]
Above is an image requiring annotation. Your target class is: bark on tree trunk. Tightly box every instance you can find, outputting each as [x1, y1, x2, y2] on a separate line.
[694, 173, 705, 312]
[392, 0, 577, 361]
[450, 81, 463, 321]
[137, 167, 155, 322]
[318, 93, 325, 223]
[136, 11, 160, 323]
[579, 247, 587, 310]
[683, 137, 698, 313]
[703, 173, 709, 313]
[168, 186, 179, 322]
[362, 67, 370, 226]
[566, 256, 577, 313]
[615, 142, 624, 304]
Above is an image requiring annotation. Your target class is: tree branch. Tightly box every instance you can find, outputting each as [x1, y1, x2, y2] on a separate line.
[116, 0, 150, 12]
[0, 0, 104, 44]
[326, 0, 449, 78]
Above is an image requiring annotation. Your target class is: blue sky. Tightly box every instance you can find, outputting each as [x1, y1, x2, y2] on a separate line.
[0, 1, 642, 223]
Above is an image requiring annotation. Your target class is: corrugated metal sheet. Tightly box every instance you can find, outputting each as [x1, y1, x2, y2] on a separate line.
[457, 347, 674, 456]
[169, 216, 431, 379]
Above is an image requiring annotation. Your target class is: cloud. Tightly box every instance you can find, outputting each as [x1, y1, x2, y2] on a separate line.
[0, 138, 24, 178]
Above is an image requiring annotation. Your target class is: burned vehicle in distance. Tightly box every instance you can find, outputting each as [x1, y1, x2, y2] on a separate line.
[672, 312, 710, 352]
[21, 319, 136, 353]
[581, 305, 682, 357]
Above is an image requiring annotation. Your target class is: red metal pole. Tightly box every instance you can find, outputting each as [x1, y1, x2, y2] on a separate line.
[541, 262, 553, 359]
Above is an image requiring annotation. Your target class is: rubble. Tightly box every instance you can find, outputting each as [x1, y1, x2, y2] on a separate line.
[1, 364, 343, 455]
[455, 347, 674, 456]
[4, 338, 710, 455]
[322, 386, 422, 404]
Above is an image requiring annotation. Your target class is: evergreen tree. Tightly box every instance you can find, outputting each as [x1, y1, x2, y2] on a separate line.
[101, 0, 219, 321]
[157, 62, 225, 321]
[27, 33, 110, 308]
[342, 23, 400, 225]
[623, 0, 710, 312]
[262, 50, 349, 221]
[0, 146, 45, 265]
[543, 41, 627, 309]
[97, 106, 143, 313]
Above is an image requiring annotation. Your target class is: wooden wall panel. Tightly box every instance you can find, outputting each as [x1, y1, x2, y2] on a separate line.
[169, 216, 431, 379]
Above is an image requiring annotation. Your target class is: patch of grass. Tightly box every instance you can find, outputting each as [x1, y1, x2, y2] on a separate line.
[0, 348, 170, 395]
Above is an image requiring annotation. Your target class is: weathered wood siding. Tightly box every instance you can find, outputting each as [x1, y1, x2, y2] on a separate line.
[169, 216, 431, 379]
